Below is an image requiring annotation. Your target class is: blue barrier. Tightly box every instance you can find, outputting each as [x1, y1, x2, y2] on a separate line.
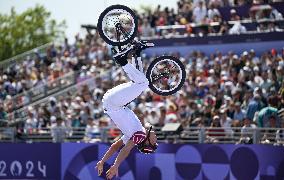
[145, 32, 284, 56]
[0, 143, 284, 179]
[0, 143, 61, 179]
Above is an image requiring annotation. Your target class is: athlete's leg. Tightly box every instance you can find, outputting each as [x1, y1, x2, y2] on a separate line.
[103, 41, 153, 111]
[102, 62, 148, 111]
[122, 63, 147, 84]
[106, 106, 145, 138]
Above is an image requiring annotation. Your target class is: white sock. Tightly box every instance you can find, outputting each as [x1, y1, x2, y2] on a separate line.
[137, 57, 143, 73]
[131, 57, 143, 73]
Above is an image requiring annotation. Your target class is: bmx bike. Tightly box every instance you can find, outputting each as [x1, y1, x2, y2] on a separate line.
[97, 4, 186, 96]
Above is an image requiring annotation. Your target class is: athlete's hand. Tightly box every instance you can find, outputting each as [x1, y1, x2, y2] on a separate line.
[95, 161, 104, 176]
[106, 165, 119, 179]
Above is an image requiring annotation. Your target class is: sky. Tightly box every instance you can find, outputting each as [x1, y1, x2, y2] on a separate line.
[0, 0, 177, 42]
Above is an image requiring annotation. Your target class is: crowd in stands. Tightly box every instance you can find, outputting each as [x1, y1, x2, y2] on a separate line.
[0, 33, 111, 114]
[138, 0, 284, 37]
[0, 30, 283, 144]
[0, 1, 284, 144]
[1, 0, 284, 109]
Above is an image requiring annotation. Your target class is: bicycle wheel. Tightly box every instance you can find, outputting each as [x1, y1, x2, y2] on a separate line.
[97, 5, 138, 46]
[146, 56, 186, 96]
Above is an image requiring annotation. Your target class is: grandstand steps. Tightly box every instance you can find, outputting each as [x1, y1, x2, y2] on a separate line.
[7, 76, 96, 126]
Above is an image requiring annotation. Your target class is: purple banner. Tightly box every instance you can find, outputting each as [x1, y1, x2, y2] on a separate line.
[149, 32, 284, 46]
[0, 143, 61, 179]
[61, 143, 284, 180]
[145, 32, 284, 56]
[1, 143, 283, 179]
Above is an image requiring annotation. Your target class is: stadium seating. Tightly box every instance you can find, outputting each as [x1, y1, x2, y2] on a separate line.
[0, 0, 284, 145]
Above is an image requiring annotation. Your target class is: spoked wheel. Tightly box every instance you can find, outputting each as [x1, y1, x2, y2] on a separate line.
[97, 4, 138, 46]
[146, 56, 186, 96]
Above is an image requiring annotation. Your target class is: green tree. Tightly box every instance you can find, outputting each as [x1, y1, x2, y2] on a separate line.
[0, 5, 66, 61]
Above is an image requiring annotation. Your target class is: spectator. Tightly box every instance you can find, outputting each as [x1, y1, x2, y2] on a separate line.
[219, 108, 233, 135]
[140, 19, 154, 37]
[51, 117, 71, 143]
[238, 117, 256, 144]
[206, 115, 225, 143]
[257, 97, 279, 127]
[236, 0, 246, 6]
[260, 71, 273, 92]
[229, 22, 247, 34]
[165, 104, 178, 123]
[80, 105, 92, 126]
[233, 102, 246, 122]
[0, 85, 7, 100]
[227, 101, 235, 119]
[48, 97, 57, 114]
[246, 93, 262, 121]
[207, 3, 221, 21]
[261, 115, 278, 144]
[203, 104, 213, 126]
[84, 117, 100, 142]
[218, 21, 229, 35]
[158, 106, 167, 127]
[270, 7, 283, 20]
[191, 117, 205, 127]
[145, 109, 160, 126]
[209, 0, 224, 7]
[0, 102, 7, 120]
[24, 106, 38, 133]
[192, 1, 207, 23]
[230, 9, 240, 21]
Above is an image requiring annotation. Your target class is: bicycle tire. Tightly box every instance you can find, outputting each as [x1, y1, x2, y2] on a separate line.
[97, 4, 138, 46]
[146, 55, 186, 96]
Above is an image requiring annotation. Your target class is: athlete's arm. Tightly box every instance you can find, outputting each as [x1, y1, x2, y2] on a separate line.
[106, 140, 135, 179]
[114, 139, 135, 167]
[96, 139, 123, 176]
[102, 139, 124, 163]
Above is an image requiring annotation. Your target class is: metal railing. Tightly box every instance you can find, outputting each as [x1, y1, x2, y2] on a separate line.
[1, 127, 283, 145]
[4, 67, 112, 124]
[13, 127, 108, 143]
[5, 75, 96, 124]
[0, 127, 15, 142]
[0, 43, 52, 68]
[141, 19, 284, 39]
[4, 71, 77, 112]
[154, 126, 284, 145]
